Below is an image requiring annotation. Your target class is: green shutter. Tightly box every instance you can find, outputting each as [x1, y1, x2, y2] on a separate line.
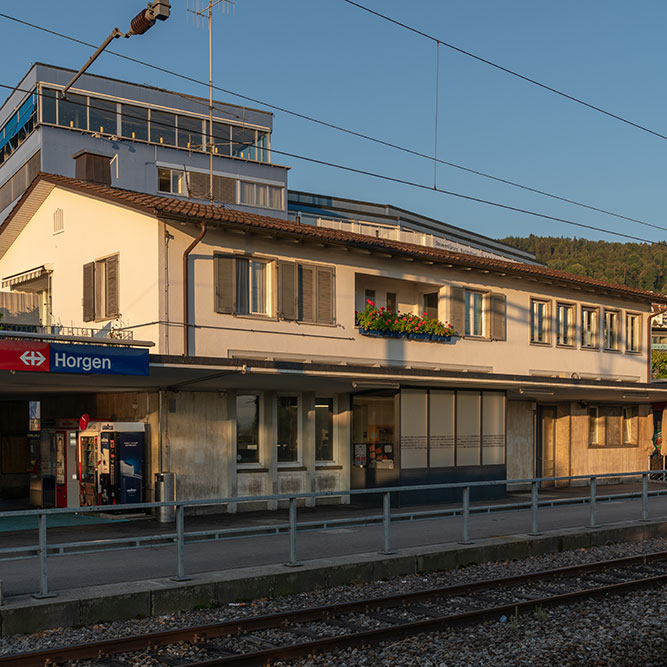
[278, 261, 297, 320]
[214, 255, 236, 314]
[105, 255, 119, 318]
[83, 262, 95, 322]
[316, 266, 334, 324]
[450, 286, 465, 336]
[490, 292, 506, 341]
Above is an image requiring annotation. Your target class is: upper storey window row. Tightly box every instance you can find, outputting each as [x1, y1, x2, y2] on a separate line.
[0, 92, 37, 167]
[39, 86, 270, 163]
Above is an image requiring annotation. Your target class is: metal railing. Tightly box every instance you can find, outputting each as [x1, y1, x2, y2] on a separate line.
[0, 323, 133, 340]
[1, 470, 666, 600]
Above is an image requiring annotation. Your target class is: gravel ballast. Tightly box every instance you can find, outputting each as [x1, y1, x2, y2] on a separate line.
[2, 536, 667, 665]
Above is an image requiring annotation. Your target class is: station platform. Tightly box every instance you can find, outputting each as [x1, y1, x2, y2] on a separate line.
[1, 481, 667, 636]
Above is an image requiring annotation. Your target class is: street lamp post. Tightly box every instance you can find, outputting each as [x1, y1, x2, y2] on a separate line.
[62, 1, 171, 98]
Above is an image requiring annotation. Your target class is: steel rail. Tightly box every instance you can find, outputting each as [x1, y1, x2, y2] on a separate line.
[4, 550, 667, 666]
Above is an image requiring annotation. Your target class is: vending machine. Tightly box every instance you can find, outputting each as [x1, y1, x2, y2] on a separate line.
[54, 419, 80, 508]
[78, 422, 145, 507]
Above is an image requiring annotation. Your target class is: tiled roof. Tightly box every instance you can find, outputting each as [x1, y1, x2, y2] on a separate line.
[7, 172, 667, 304]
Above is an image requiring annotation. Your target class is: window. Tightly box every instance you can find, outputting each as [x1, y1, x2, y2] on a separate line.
[236, 258, 269, 315]
[588, 405, 639, 447]
[1, 90, 37, 167]
[149, 110, 176, 145]
[626, 313, 641, 353]
[232, 126, 257, 159]
[603, 310, 620, 350]
[465, 290, 485, 337]
[59, 93, 87, 130]
[210, 121, 231, 155]
[157, 167, 186, 195]
[588, 407, 600, 445]
[277, 396, 298, 462]
[277, 261, 335, 324]
[236, 394, 259, 463]
[121, 104, 148, 141]
[386, 292, 397, 313]
[556, 303, 574, 346]
[41, 87, 58, 125]
[623, 406, 638, 444]
[83, 254, 119, 321]
[530, 299, 550, 344]
[365, 289, 375, 305]
[581, 307, 599, 348]
[89, 98, 117, 135]
[239, 181, 284, 210]
[177, 115, 203, 149]
[214, 255, 272, 317]
[423, 292, 438, 319]
[315, 398, 334, 461]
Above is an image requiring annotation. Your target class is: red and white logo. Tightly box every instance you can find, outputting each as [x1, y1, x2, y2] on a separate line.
[20, 350, 46, 367]
[0, 341, 50, 372]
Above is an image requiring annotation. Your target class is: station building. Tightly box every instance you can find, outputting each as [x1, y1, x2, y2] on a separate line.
[0, 64, 665, 510]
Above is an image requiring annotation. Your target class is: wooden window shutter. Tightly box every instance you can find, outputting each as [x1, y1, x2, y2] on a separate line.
[298, 264, 315, 322]
[490, 292, 506, 341]
[450, 286, 465, 335]
[278, 261, 297, 320]
[83, 262, 95, 322]
[316, 267, 334, 324]
[105, 255, 119, 318]
[214, 255, 236, 314]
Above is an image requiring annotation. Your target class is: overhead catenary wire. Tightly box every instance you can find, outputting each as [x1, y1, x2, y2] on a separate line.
[0, 12, 664, 236]
[0, 81, 664, 247]
[341, 0, 667, 144]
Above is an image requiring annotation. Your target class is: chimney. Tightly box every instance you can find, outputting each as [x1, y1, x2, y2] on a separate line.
[73, 151, 111, 186]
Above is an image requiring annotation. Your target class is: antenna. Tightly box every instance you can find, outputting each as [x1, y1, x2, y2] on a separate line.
[187, 0, 236, 205]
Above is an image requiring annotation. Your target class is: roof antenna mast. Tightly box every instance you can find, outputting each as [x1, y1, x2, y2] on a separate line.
[187, 0, 236, 205]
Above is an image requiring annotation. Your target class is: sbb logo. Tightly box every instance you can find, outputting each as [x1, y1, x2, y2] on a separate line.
[20, 350, 46, 367]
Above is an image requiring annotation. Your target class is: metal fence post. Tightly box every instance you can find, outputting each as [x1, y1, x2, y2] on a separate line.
[460, 486, 471, 544]
[589, 477, 597, 528]
[286, 497, 302, 567]
[529, 480, 540, 536]
[642, 472, 649, 521]
[171, 504, 190, 581]
[32, 513, 55, 599]
[380, 491, 394, 554]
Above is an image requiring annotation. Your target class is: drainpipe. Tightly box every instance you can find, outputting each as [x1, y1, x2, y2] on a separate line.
[183, 221, 208, 356]
[648, 307, 667, 383]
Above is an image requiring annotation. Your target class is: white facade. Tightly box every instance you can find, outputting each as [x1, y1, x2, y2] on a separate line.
[0, 176, 663, 505]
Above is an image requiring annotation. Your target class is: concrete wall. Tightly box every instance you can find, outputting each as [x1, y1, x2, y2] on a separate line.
[162, 391, 230, 503]
[565, 402, 652, 484]
[506, 400, 534, 489]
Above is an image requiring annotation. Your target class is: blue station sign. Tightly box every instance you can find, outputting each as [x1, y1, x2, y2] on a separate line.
[50, 343, 149, 376]
[0, 340, 149, 376]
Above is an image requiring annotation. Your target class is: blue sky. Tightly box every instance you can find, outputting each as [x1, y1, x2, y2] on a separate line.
[2, 1, 667, 243]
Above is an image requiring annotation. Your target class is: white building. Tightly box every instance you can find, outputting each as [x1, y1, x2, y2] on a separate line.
[0, 167, 664, 507]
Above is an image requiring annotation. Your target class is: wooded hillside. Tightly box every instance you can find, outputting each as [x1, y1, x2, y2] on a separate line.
[501, 236, 667, 294]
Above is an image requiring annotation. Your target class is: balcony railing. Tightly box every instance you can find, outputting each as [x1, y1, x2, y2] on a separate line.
[0, 323, 133, 340]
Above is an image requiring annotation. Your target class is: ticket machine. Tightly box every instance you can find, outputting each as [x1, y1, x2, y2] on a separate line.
[54, 419, 80, 508]
[78, 422, 145, 507]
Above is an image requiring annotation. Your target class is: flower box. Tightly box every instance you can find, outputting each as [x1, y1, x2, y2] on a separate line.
[358, 327, 384, 337]
[430, 334, 452, 343]
[384, 331, 406, 339]
[407, 332, 431, 341]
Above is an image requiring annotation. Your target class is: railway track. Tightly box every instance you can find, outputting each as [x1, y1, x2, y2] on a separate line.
[5, 550, 667, 666]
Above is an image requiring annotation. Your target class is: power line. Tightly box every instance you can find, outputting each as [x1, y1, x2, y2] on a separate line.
[0, 12, 663, 236]
[341, 0, 667, 143]
[0, 82, 661, 246]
